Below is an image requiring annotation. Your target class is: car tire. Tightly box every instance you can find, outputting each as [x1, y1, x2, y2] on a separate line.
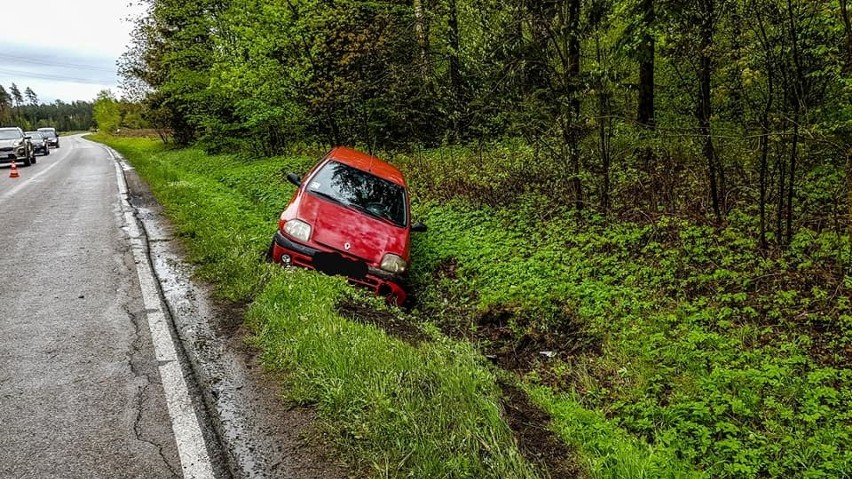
[22, 155, 31, 167]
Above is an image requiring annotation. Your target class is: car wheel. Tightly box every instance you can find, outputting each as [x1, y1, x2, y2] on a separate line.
[22, 155, 32, 167]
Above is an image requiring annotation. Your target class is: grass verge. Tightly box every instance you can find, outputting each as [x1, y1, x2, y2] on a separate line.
[89, 134, 543, 478]
[91, 134, 852, 478]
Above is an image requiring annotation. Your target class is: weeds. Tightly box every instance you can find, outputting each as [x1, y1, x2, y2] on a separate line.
[93, 134, 852, 478]
[90, 134, 545, 478]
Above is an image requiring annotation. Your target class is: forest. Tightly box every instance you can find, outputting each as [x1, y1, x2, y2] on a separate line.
[108, 0, 852, 477]
[0, 83, 93, 132]
[120, 0, 852, 242]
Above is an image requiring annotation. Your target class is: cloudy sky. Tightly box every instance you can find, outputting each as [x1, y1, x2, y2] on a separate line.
[0, 1, 146, 104]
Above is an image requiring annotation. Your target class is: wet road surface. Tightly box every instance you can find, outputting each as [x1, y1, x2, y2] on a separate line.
[0, 136, 348, 479]
[0, 137, 214, 478]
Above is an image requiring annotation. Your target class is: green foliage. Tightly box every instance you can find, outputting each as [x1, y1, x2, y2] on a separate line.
[90, 135, 544, 478]
[92, 129, 852, 477]
[404, 191, 852, 477]
[93, 90, 122, 133]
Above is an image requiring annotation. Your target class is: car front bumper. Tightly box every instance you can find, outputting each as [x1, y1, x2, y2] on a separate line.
[272, 230, 408, 304]
[0, 149, 29, 163]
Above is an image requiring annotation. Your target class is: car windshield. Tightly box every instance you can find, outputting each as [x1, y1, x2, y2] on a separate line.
[307, 161, 407, 227]
[39, 130, 56, 138]
[25, 132, 42, 139]
[0, 130, 22, 140]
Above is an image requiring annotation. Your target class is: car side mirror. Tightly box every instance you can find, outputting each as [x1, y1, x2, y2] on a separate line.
[411, 222, 427, 232]
[287, 173, 302, 187]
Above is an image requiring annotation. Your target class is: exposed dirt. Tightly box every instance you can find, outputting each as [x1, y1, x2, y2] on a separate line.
[474, 303, 602, 375]
[336, 299, 430, 346]
[500, 381, 585, 479]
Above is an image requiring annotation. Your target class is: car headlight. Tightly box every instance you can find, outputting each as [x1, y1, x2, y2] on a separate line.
[380, 254, 407, 274]
[283, 219, 311, 242]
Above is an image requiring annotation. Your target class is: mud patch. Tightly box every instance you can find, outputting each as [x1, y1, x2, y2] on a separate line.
[500, 381, 584, 478]
[336, 299, 430, 346]
[476, 303, 602, 374]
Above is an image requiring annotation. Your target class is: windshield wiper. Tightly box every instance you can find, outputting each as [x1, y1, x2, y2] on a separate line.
[309, 190, 347, 206]
[347, 203, 399, 226]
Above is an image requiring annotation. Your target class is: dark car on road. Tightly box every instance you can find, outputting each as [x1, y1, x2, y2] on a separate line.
[25, 131, 50, 156]
[269, 147, 426, 305]
[0, 127, 35, 166]
[37, 127, 59, 148]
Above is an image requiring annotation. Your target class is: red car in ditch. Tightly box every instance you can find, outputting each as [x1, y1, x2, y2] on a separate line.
[269, 147, 426, 305]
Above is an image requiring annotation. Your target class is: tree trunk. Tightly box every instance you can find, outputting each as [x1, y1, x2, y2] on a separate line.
[847, 147, 852, 240]
[776, 143, 786, 244]
[786, 113, 799, 242]
[785, 0, 803, 244]
[447, 0, 462, 139]
[568, 0, 582, 210]
[596, 35, 612, 213]
[840, 0, 852, 239]
[759, 33, 774, 249]
[759, 122, 769, 250]
[637, 0, 655, 129]
[842, 0, 852, 74]
[413, 0, 432, 84]
[697, 0, 720, 221]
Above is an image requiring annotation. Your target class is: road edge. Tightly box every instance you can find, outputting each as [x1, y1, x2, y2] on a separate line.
[106, 143, 220, 479]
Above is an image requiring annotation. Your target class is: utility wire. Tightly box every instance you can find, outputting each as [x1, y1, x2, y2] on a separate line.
[0, 53, 115, 73]
[0, 67, 114, 85]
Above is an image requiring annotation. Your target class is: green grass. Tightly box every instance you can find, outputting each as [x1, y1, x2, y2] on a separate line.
[90, 134, 852, 478]
[88, 134, 542, 478]
[393, 145, 852, 478]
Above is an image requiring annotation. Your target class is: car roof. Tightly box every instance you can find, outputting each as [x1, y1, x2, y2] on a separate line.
[326, 146, 406, 187]
[38, 127, 55, 130]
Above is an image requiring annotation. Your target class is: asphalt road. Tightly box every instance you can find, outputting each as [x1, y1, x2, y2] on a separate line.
[0, 137, 213, 478]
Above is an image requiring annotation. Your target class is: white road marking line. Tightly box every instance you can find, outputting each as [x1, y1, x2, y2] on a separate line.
[102, 142, 215, 479]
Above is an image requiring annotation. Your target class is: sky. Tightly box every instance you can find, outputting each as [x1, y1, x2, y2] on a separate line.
[0, 0, 146, 104]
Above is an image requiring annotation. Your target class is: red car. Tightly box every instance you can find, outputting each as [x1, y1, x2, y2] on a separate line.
[269, 147, 426, 304]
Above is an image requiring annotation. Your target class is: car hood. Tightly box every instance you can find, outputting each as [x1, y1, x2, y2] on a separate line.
[0, 139, 22, 148]
[297, 193, 408, 265]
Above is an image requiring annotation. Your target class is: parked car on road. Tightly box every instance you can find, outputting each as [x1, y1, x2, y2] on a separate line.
[269, 147, 427, 305]
[37, 127, 59, 148]
[25, 131, 50, 156]
[0, 127, 35, 166]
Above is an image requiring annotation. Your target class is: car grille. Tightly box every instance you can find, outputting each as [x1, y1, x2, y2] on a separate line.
[0, 147, 12, 152]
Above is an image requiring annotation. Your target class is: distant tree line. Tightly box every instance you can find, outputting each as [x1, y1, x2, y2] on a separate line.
[92, 89, 149, 135]
[121, 0, 851, 242]
[0, 83, 94, 132]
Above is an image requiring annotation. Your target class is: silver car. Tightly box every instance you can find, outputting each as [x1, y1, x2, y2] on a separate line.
[0, 127, 35, 166]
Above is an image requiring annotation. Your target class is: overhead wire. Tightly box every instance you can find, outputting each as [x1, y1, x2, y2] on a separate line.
[0, 53, 115, 73]
[0, 67, 114, 85]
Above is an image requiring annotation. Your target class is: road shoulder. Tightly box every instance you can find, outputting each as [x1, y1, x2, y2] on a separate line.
[117, 151, 348, 478]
